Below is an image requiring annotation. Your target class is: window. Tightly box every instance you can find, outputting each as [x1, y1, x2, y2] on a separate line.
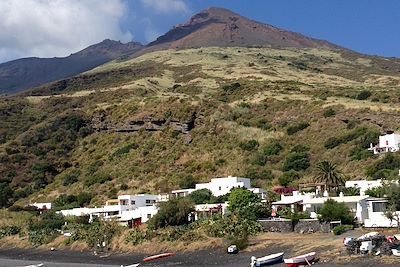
[147, 214, 152, 219]
[131, 200, 135, 205]
[372, 202, 387, 212]
[146, 199, 156, 204]
[219, 186, 221, 190]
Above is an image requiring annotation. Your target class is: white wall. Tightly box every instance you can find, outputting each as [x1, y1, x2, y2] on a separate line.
[345, 180, 382, 195]
[379, 133, 400, 151]
[364, 200, 400, 228]
[195, 176, 251, 196]
[117, 194, 158, 209]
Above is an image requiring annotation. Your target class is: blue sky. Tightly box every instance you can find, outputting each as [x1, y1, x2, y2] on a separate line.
[123, 0, 400, 57]
[0, 0, 400, 63]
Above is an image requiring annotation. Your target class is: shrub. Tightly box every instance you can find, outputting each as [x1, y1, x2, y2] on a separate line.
[287, 122, 310, 135]
[283, 152, 310, 171]
[111, 143, 138, 158]
[0, 226, 21, 239]
[178, 175, 197, 189]
[366, 153, 400, 178]
[365, 186, 386, 198]
[318, 199, 354, 225]
[332, 225, 353, 235]
[77, 192, 92, 207]
[342, 186, 360, 196]
[356, 90, 372, 100]
[323, 108, 336, 118]
[279, 171, 301, 187]
[62, 170, 80, 186]
[84, 173, 112, 187]
[188, 189, 215, 204]
[290, 144, 310, 153]
[148, 198, 195, 229]
[324, 127, 368, 149]
[262, 141, 283, 156]
[245, 166, 274, 180]
[239, 139, 259, 151]
[125, 228, 147, 245]
[222, 82, 241, 94]
[228, 188, 268, 219]
[0, 182, 13, 207]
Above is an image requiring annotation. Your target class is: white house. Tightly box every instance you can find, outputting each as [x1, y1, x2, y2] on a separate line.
[345, 180, 383, 195]
[170, 188, 196, 198]
[302, 194, 370, 223]
[170, 176, 267, 200]
[195, 176, 251, 196]
[271, 191, 315, 213]
[364, 198, 400, 228]
[369, 132, 400, 154]
[30, 202, 52, 210]
[194, 203, 229, 220]
[59, 194, 159, 226]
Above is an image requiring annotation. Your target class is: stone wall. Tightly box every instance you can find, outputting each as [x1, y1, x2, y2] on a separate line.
[294, 219, 331, 233]
[258, 219, 293, 232]
[258, 219, 331, 233]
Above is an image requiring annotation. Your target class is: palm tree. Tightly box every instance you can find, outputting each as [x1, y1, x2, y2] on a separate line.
[314, 160, 345, 191]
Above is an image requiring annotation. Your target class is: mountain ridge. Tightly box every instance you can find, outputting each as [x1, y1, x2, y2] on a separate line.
[0, 6, 353, 95]
[0, 39, 143, 95]
[145, 7, 343, 50]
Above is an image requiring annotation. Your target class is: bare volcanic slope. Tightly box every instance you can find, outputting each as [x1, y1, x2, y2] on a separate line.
[145, 7, 343, 51]
[0, 39, 143, 95]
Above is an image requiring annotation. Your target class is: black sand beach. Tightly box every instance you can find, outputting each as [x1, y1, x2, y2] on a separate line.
[0, 247, 398, 267]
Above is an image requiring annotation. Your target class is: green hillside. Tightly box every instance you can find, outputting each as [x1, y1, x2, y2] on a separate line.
[2, 47, 400, 207]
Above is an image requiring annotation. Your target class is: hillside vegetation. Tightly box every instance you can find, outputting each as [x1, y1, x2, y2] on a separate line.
[1, 46, 400, 207]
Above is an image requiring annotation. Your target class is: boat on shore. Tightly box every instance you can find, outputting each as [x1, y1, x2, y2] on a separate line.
[121, 263, 140, 267]
[250, 252, 284, 266]
[283, 252, 316, 267]
[143, 252, 175, 262]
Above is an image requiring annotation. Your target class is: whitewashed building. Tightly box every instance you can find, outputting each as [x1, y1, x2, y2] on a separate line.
[363, 198, 400, 228]
[345, 180, 383, 195]
[271, 191, 315, 213]
[194, 203, 229, 220]
[30, 202, 52, 210]
[59, 194, 159, 226]
[369, 132, 400, 154]
[302, 194, 370, 223]
[170, 176, 267, 200]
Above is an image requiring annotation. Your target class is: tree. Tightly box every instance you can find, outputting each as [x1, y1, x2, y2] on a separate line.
[318, 199, 353, 225]
[314, 160, 344, 191]
[148, 198, 195, 229]
[228, 188, 267, 219]
[188, 189, 215, 204]
[384, 184, 400, 229]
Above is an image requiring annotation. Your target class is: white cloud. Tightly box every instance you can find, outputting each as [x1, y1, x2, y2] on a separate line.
[140, 0, 189, 14]
[0, 0, 133, 63]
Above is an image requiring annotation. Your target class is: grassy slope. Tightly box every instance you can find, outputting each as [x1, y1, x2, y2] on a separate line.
[1, 47, 400, 206]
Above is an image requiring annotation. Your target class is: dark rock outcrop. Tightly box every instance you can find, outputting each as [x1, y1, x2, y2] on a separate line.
[92, 112, 196, 134]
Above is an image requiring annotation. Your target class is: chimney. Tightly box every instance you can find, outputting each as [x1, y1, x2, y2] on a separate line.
[339, 192, 344, 198]
[323, 190, 329, 197]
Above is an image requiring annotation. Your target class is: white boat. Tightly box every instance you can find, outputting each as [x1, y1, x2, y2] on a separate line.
[121, 264, 140, 267]
[284, 252, 316, 267]
[250, 252, 284, 267]
[22, 264, 44, 267]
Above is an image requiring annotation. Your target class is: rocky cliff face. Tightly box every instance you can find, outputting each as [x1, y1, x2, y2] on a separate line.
[92, 112, 196, 134]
